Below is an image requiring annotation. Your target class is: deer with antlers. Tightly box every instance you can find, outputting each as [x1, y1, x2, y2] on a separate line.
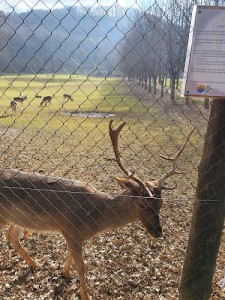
[0, 121, 194, 300]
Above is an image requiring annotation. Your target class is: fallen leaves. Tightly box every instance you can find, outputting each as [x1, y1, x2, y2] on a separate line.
[0, 99, 224, 299]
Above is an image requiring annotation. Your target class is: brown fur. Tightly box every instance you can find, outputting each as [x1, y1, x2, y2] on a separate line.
[13, 96, 27, 104]
[63, 93, 73, 101]
[41, 96, 52, 106]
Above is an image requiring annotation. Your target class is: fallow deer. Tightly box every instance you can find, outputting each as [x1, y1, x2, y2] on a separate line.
[40, 96, 52, 106]
[13, 96, 27, 105]
[0, 121, 194, 300]
[10, 100, 17, 115]
[63, 93, 73, 101]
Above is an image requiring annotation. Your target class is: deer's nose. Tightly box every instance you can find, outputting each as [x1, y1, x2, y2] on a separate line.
[149, 226, 162, 238]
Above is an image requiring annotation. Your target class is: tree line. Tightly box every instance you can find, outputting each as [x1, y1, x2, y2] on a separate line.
[117, 0, 225, 102]
[0, 5, 133, 75]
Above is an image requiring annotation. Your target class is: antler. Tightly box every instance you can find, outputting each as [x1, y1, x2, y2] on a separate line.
[157, 128, 195, 190]
[109, 120, 153, 197]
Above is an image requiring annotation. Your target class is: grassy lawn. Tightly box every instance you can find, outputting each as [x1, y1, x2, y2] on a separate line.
[0, 74, 197, 137]
[0, 74, 151, 129]
[0, 74, 201, 182]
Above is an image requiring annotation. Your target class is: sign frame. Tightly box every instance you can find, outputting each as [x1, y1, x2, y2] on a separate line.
[182, 5, 225, 98]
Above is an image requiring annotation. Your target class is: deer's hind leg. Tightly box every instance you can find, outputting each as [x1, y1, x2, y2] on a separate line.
[5, 225, 39, 269]
[63, 244, 73, 279]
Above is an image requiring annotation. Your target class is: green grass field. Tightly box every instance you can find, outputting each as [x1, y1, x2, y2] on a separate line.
[0, 73, 202, 186]
[0, 74, 154, 130]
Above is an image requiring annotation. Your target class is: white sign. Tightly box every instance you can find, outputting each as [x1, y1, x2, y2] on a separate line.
[182, 5, 225, 98]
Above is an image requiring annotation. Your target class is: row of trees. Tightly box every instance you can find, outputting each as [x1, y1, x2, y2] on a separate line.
[117, 0, 225, 101]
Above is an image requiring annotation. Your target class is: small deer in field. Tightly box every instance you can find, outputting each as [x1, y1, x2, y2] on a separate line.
[63, 93, 73, 101]
[13, 96, 27, 105]
[0, 121, 194, 300]
[40, 96, 52, 106]
[35, 94, 42, 98]
[10, 100, 17, 115]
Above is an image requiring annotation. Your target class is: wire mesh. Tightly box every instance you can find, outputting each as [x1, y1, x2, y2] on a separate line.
[0, 0, 224, 299]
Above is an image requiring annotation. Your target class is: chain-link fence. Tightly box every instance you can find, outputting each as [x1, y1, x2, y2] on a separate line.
[0, 0, 224, 299]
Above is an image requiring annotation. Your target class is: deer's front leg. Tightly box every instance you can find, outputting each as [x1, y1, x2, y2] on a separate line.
[66, 239, 91, 300]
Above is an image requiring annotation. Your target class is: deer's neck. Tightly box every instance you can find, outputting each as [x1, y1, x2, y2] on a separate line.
[105, 193, 138, 226]
[83, 192, 138, 241]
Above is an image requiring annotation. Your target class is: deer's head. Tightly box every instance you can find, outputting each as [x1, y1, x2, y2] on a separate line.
[109, 120, 194, 238]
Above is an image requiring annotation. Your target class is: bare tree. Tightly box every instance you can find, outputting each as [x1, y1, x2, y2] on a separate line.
[117, 8, 167, 96]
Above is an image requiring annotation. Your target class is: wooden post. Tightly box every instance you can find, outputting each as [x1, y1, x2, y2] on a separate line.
[184, 96, 190, 105]
[179, 99, 225, 300]
[204, 98, 210, 109]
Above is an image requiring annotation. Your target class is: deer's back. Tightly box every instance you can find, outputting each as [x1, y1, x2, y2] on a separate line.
[0, 169, 105, 238]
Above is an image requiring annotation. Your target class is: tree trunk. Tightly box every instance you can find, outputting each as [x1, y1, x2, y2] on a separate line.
[141, 74, 144, 87]
[179, 99, 225, 300]
[160, 78, 164, 98]
[153, 77, 157, 94]
[176, 75, 179, 89]
[170, 77, 176, 103]
[184, 96, 190, 105]
[204, 98, 210, 109]
[148, 75, 152, 92]
[164, 76, 168, 87]
[138, 75, 141, 85]
[144, 76, 148, 89]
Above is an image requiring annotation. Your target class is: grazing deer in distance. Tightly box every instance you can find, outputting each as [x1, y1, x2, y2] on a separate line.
[63, 93, 73, 101]
[13, 96, 27, 105]
[10, 99, 17, 115]
[35, 94, 42, 98]
[40, 96, 52, 106]
[0, 121, 194, 300]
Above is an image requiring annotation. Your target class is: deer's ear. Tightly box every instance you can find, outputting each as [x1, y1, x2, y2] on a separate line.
[145, 180, 158, 189]
[114, 177, 135, 191]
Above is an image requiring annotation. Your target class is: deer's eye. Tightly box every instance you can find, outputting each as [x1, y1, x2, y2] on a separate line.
[139, 198, 153, 209]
